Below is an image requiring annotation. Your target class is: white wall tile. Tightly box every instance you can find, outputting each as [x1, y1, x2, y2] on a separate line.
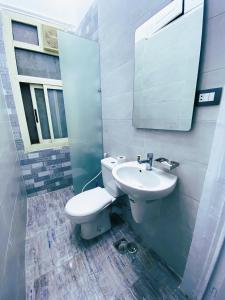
[206, 0, 225, 18]
[201, 13, 225, 73]
[98, 0, 224, 277]
[184, 0, 203, 13]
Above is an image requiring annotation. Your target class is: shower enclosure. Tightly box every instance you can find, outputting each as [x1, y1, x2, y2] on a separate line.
[58, 32, 103, 194]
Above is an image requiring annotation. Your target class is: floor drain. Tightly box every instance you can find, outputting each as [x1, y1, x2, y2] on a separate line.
[127, 242, 138, 254]
[114, 238, 128, 254]
[114, 239, 138, 255]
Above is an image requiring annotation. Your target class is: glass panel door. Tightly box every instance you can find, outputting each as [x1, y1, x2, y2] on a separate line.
[58, 32, 103, 194]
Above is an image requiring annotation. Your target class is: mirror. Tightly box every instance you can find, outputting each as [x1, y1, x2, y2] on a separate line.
[133, 5, 203, 131]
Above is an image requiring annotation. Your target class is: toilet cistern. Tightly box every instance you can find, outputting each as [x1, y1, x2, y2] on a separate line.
[65, 157, 124, 239]
[137, 153, 153, 170]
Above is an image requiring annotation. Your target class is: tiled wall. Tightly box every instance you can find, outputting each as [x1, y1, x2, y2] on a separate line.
[0, 19, 27, 299]
[76, 1, 98, 41]
[0, 16, 72, 197]
[181, 2, 225, 296]
[97, 0, 221, 276]
[19, 147, 72, 196]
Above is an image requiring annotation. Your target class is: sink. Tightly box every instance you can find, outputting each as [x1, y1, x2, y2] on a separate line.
[112, 161, 177, 222]
[112, 161, 177, 201]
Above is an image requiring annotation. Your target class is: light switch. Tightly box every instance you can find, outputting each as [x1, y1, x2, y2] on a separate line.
[208, 92, 215, 102]
[196, 88, 222, 106]
[199, 93, 209, 102]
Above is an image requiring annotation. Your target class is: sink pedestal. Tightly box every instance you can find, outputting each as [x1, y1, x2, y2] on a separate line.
[112, 161, 178, 223]
[129, 198, 160, 223]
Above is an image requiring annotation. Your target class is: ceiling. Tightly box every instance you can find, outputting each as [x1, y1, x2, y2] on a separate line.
[0, 0, 95, 29]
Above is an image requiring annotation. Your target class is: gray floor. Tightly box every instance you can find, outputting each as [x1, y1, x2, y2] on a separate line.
[25, 187, 187, 300]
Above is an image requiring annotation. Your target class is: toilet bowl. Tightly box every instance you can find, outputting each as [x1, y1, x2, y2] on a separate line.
[65, 157, 124, 239]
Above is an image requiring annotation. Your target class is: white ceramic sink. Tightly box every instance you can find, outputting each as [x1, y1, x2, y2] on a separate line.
[112, 161, 178, 222]
[112, 161, 177, 201]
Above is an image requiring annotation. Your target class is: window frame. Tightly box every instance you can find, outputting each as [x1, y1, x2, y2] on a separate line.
[2, 11, 68, 153]
[44, 85, 68, 143]
[30, 84, 68, 145]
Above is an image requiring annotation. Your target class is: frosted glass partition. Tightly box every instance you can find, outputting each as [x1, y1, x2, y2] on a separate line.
[133, 5, 203, 131]
[58, 32, 103, 194]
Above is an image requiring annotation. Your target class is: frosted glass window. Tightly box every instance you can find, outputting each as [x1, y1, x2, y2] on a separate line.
[12, 21, 39, 45]
[34, 88, 51, 139]
[15, 48, 61, 79]
[48, 89, 68, 139]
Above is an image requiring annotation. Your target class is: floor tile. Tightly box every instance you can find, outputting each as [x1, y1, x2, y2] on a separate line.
[26, 187, 187, 300]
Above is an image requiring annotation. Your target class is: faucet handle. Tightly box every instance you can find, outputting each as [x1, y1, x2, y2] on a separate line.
[147, 153, 153, 159]
[137, 155, 141, 163]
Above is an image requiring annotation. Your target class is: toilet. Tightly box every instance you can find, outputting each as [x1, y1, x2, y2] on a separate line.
[65, 157, 124, 239]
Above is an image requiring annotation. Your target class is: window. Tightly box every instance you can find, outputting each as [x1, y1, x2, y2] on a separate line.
[47, 88, 68, 139]
[12, 21, 39, 45]
[20, 83, 68, 145]
[20, 82, 39, 144]
[15, 48, 61, 79]
[3, 13, 68, 151]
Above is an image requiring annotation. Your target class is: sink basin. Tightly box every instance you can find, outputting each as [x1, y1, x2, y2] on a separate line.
[112, 161, 177, 201]
[112, 161, 178, 222]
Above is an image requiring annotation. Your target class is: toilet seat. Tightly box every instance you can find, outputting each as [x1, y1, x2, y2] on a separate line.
[65, 187, 115, 218]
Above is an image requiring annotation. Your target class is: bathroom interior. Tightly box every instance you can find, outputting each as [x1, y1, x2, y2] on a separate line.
[0, 0, 225, 299]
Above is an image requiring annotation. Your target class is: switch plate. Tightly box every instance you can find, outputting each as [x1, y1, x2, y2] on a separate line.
[196, 88, 222, 106]
[199, 93, 209, 103]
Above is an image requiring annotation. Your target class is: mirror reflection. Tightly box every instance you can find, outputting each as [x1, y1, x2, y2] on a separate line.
[133, 5, 204, 131]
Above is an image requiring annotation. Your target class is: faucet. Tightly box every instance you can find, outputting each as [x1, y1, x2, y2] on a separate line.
[137, 153, 153, 170]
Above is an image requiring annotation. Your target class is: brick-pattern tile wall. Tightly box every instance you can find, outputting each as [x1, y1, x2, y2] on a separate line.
[0, 18, 72, 197]
[19, 147, 72, 196]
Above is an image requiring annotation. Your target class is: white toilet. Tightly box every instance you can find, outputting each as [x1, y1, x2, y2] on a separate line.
[65, 157, 124, 239]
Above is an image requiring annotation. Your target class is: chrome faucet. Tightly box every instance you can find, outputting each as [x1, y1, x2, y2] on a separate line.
[137, 153, 153, 170]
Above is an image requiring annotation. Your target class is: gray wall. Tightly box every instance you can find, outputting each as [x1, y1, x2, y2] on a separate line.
[181, 84, 225, 297]
[76, 0, 98, 41]
[0, 23, 27, 299]
[98, 0, 223, 276]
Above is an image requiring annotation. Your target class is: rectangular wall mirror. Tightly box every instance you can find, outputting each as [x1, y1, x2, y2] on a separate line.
[133, 4, 203, 131]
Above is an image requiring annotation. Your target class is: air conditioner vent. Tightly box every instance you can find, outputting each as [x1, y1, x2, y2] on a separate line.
[42, 25, 58, 53]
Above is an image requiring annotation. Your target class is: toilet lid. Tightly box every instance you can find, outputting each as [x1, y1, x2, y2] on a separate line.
[65, 187, 115, 217]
